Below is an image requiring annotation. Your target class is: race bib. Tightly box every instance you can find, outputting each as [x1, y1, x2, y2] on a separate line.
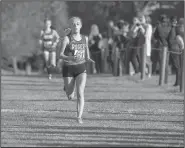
[74, 50, 85, 60]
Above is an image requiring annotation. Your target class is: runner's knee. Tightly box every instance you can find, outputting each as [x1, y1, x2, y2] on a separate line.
[76, 88, 84, 99]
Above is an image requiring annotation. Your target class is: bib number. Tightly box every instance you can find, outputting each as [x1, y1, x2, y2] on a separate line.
[74, 50, 85, 60]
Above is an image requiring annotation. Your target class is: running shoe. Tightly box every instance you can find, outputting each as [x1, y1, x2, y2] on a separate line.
[48, 74, 52, 80]
[63, 86, 73, 100]
[77, 117, 83, 124]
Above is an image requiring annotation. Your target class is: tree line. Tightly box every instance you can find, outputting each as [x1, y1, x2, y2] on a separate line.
[1, 1, 184, 73]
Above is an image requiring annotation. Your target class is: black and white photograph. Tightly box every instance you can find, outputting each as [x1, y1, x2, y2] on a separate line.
[1, 0, 184, 147]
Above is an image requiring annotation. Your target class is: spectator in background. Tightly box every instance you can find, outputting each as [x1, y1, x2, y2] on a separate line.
[99, 32, 109, 52]
[112, 20, 125, 74]
[107, 20, 117, 72]
[176, 18, 184, 70]
[123, 21, 130, 35]
[89, 24, 102, 74]
[121, 21, 131, 49]
[152, 14, 171, 74]
[108, 20, 115, 39]
[168, 16, 182, 86]
[122, 21, 131, 74]
[98, 32, 109, 73]
[176, 18, 184, 50]
[152, 21, 160, 34]
[142, 15, 153, 78]
[39, 18, 60, 79]
[113, 20, 125, 51]
[114, 20, 124, 35]
[151, 21, 160, 58]
[113, 20, 130, 74]
[129, 16, 145, 75]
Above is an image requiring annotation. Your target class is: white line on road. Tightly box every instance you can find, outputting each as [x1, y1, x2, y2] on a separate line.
[1, 109, 61, 114]
[1, 109, 183, 115]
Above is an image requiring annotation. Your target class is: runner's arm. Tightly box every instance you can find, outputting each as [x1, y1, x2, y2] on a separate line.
[85, 36, 95, 63]
[60, 36, 75, 61]
[52, 30, 60, 47]
[39, 30, 44, 45]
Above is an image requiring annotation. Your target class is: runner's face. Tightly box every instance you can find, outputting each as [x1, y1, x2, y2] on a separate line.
[45, 20, 51, 29]
[70, 19, 82, 34]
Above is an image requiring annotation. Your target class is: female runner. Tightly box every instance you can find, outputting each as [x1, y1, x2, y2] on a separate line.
[39, 18, 60, 79]
[60, 17, 94, 124]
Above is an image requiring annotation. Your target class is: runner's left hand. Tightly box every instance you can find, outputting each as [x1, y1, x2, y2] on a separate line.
[52, 43, 57, 49]
[86, 58, 95, 63]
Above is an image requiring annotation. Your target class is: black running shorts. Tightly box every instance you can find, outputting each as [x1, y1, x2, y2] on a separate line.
[62, 63, 86, 78]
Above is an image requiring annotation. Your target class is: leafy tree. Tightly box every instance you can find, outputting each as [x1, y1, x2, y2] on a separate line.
[133, 1, 183, 16]
[1, 1, 184, 73]
[1, 1, 68, 72]
[67, 1, 184, 34]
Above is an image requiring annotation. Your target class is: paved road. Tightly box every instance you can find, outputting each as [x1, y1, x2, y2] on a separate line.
[1, 74, 184, 147]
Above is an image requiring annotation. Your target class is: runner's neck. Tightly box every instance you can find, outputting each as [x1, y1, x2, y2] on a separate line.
[45, 28, 52, 33]
[72, 33, 82, 41]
